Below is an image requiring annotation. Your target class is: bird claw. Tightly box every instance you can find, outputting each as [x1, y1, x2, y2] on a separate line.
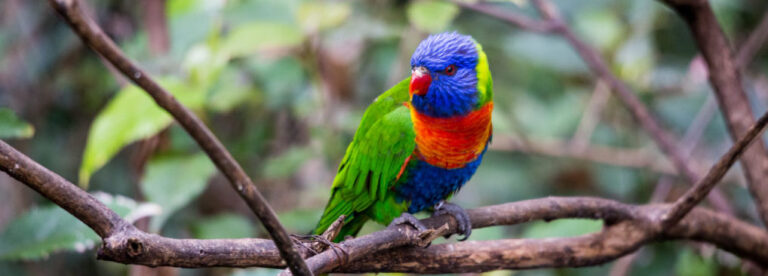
[388, 213, 432, 247]
[388, 213, 428, 232]
[433, 201, 472, 241]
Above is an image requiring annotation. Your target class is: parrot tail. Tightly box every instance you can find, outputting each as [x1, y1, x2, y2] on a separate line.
[313, 189, 371, 242]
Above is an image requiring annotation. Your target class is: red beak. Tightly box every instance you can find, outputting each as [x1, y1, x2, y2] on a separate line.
[409, 66, 431, 96]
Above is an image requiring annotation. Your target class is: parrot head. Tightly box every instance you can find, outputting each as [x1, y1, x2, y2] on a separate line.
[409, 32, 489, 118]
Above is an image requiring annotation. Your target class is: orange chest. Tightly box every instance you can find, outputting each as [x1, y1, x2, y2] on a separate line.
[409, 102, 493, 169]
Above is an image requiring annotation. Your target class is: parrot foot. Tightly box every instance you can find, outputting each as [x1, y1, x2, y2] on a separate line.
[434, 201, 472, 241]
[388, 213, 433, 247]
[388, 213, 428, 232]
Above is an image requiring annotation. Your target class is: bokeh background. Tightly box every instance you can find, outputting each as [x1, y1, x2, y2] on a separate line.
[1, 0, 768, 275]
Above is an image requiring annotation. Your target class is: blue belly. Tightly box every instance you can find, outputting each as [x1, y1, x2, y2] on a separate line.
[394, 149, 486, 213]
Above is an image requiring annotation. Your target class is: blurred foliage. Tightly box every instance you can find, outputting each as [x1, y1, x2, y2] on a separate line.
[191, 213, 255, 239]
[141, 153, 216, 232]
[0, 193, 155, 260]
[1, 0, 767, 275]
[0, 108, 34, 139]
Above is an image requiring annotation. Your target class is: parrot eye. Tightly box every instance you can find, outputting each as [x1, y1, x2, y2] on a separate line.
[444, 64, 457, 76]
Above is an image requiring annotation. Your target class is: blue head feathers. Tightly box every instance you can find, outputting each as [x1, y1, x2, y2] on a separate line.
[410, 32, 480, 118]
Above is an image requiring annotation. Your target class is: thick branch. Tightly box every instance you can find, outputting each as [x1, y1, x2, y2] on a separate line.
[660, 0, 768, 227]
[295, 195, 767, 274]
[46, 0, 311, 274]
[94, 197, 768, 272]
[0, 140, 125, 237]
[337, 207, 768, 273]
[0, 141, 764, 272]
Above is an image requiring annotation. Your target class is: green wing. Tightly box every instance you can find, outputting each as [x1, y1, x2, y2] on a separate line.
[315, 78, 415, 235]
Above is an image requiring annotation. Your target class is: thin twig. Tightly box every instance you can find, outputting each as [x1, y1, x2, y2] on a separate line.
[735, 10, 768, 68]
[454, 1, 558, 33]
[660, 0, 768, 227]
[570, 80, 611, 153]
[45, 0, 311, 274]
[661, 105, 768, 228]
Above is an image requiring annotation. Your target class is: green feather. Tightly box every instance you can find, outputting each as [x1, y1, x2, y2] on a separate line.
[314, 78, 414, 239]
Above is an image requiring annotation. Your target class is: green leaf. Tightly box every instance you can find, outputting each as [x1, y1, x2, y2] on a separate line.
[191, 213, 255, 239]
[296, 2, 351, 33]
[522, 219, 603, 239]
[141, 153, 217, 232]
[78, 77, 205, 188]
[222, 22, 303, 58]
[407, 0, 459, 33]
[0, 193, 158, 260]
[0, 108, 34, 139]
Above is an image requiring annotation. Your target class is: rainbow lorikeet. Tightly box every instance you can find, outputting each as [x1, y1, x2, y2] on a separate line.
[314, 32, 493, 241]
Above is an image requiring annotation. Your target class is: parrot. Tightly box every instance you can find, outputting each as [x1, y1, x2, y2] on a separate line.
[314, 32, 493, 242]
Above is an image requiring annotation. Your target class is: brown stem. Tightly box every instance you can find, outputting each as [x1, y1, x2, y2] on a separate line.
[45, 0, 311, 274]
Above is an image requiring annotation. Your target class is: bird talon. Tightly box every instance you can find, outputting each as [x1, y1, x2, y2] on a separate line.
[433, 201, 472, 240]
[388, 213, 428, 232]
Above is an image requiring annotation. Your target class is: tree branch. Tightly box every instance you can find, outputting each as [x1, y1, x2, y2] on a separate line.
[1, 138, 766, 272]
[660, 0, 768, 227]
[0, 140, 125, 237]
[336, 206, 768, 273]
[45, 0, 311, 274]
